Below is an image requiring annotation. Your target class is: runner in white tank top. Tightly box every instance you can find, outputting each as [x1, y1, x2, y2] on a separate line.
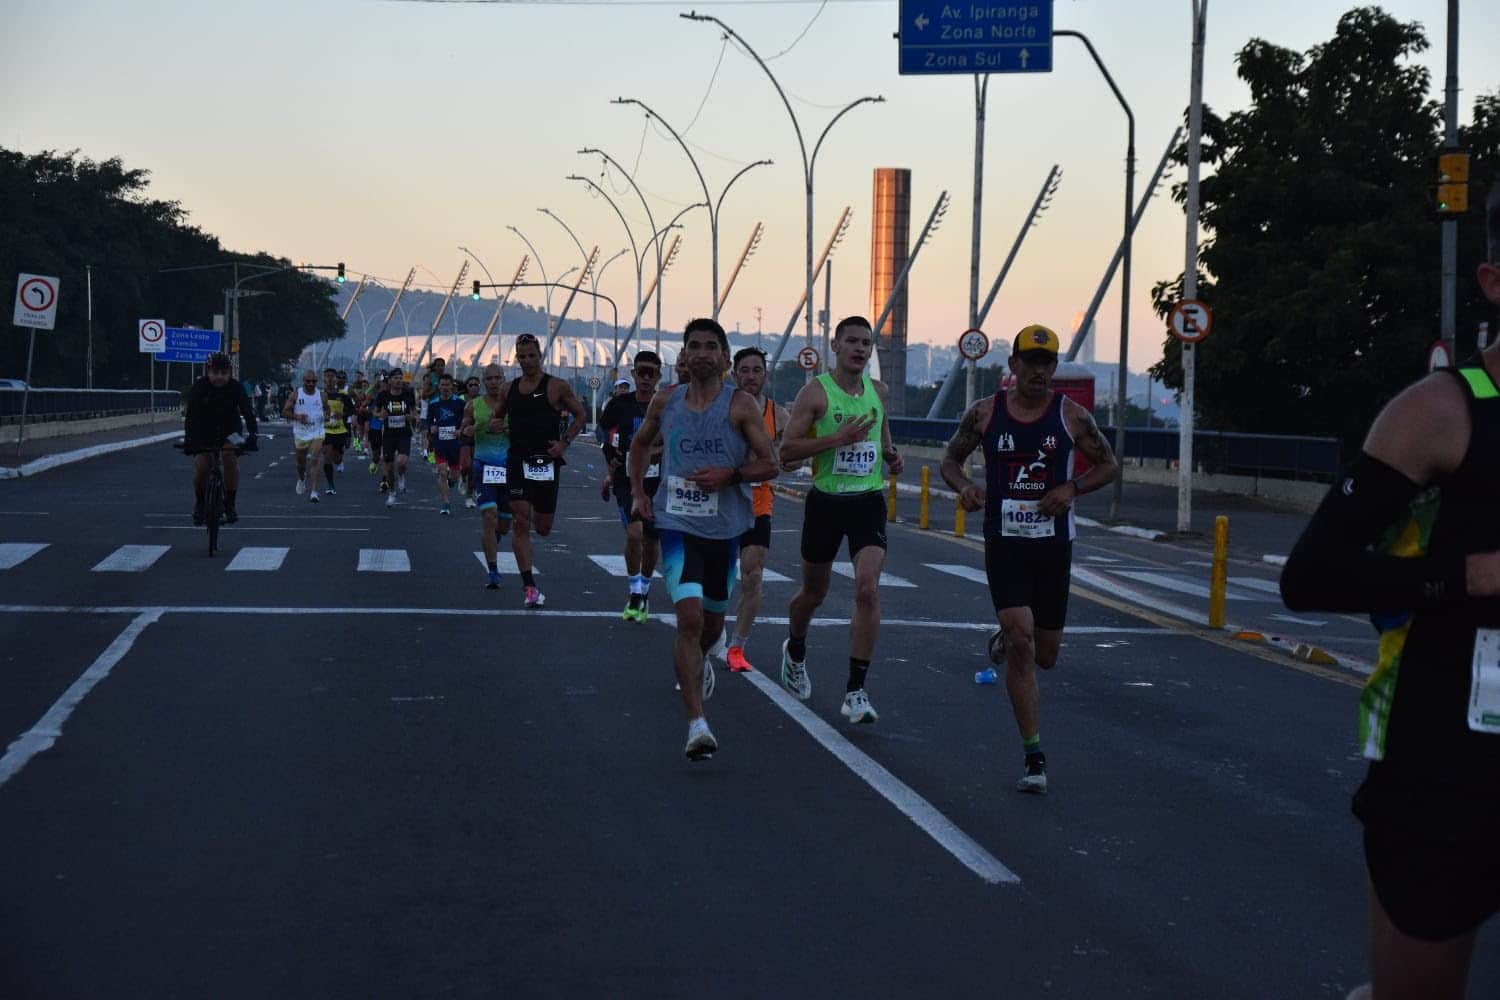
[281, 369, 327, 501]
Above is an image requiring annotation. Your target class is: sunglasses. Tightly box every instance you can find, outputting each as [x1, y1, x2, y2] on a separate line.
[634, 367, 660, 377]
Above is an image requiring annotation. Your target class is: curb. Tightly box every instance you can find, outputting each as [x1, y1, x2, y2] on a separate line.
[0, 430, 182, 480]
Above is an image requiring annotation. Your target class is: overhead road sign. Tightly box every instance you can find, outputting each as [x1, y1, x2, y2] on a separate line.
[13, 273, 59, 330]
[158, 327, 223, 363]
[138, 319, 166, 353]
[1169, 299, 1213, 343]
[898, 0, 1053, 75]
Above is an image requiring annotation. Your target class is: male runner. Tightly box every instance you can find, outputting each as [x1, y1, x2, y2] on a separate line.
[427, 374, 466, 515]
[629, 318, 777, 760]
[365, 372, 384, 478]
[349, 372, 370, 457]
[497, 333, 587, 608]
[725, 346, 789, 672]
[599, 351, 664, 622]
[462, 364, 514, 589]
[281, 369, 327, 502]
[374, 369, 418, 505]
[183, 352, 258, 524]
[420, 357, 446, 462]
[1280, 182, 1500, 1000]
[941, 324, 1119, 794]
[320, 367, 355, 495]
[461, 375, 482, 507]
[777, 316, 903, 724]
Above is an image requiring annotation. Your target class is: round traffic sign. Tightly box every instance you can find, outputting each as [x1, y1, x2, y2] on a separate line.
[958, 328, 989, 361]
[19, 277, 56, 313]
[1169, 299, 1213, 343]
[139, 319, 165, 343]
[797, 347, 820, 371]
[588, 375, 602, 390]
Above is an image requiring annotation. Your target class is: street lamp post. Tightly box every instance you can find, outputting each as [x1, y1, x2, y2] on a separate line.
[578, 147, 679, 350]
[612, 97, 770, 320]
[540, 208, 602, 374]
[566, 174, 645, 367]
[680, 13, 883, 358]
[506, 225, 553, 338]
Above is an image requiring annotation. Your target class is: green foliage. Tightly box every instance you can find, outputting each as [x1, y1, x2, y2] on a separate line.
[0, 147, 343, 386]
[1149, 7, 1497, 448]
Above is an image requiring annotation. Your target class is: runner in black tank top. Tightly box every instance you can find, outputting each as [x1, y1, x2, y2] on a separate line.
[500, 335, 588, 608]
[940, 324, 1119, 796]
[1280, 190, 1500, 993]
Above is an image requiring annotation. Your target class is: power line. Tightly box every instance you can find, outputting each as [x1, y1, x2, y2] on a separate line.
[765, 0, 828, 60]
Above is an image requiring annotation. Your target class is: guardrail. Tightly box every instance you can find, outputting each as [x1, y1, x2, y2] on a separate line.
[0, 388, 181, 424]
[888, 416, 1342, 482]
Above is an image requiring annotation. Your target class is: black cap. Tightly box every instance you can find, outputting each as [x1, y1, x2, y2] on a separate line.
[206, 352, 232, 371]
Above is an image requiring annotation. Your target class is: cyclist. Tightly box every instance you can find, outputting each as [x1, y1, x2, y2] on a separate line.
[183, 352, 258, 524]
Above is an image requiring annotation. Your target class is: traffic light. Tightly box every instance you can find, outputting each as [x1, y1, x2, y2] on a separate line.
[1437, 150, 1470, 215]
[336, 262, 346, 283]
[471, 279, 482, 300]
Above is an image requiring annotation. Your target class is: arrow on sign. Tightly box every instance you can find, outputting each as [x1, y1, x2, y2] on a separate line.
[1019, 48, 1030, 68]
[914, 12, 929, 29]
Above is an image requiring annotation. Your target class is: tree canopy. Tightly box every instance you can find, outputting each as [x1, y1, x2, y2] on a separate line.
[1149, 6, 1499, 449]
[0, 147, 343, 387]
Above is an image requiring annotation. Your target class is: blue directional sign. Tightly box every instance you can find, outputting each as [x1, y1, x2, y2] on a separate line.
[898, 0, 1053, 76]
[158, 327, 222, 363]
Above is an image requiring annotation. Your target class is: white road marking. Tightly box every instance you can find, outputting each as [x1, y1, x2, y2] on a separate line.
[587, 555, 659, 578]
[358, 548, 410, 572]
[226, 547, 290, 572]
[145, 513, 389, 520]
[1229, 576, 1283, 596]
[91, 545, 171, 573]
[1083, 555, 1120, 563]
[472, 552, 531, 575]
[739, 668, 1018, 885]
[147, 525, 370, 532]
[1114, 571, 1257, 602]
[1262, 554, 1289, 567]
[0, 610, 162, 787]
[1269, 612, 1328, 627]
[924, 563, 987, 584]
[0, 542, 48, 569]
[832, 563, 915, 588]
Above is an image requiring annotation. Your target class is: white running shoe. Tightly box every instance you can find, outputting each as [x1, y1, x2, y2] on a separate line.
[684, 718, 717, 761]
[701, 655, 716, 702]
[295, 477, 305, 495]
[336, 463, 345, 474]
[780, 639, 811, 700]
[309, 490, 320, 503]
[465, 496, 477, 509]
[385, 493, 396, 508]
[708, 631, 727, 662]
[841, 688, 879, 725]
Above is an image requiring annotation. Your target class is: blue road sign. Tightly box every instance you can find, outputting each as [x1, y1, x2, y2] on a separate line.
[157, 327, 222, 363]
[898, 1, 1053, 75]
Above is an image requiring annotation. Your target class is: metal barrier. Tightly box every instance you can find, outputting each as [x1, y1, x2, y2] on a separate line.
[0, 388, 180, 424]
[888, 416, 1342, 482]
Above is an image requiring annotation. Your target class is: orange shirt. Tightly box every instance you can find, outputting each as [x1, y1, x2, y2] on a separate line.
[752, 397, 776, 518]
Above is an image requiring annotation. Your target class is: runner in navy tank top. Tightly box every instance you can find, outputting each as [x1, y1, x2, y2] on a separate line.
[941, 324, 1119, 796]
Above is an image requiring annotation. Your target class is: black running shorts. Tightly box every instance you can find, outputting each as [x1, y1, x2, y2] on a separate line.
[381, 428, 412, 462]
[738, 513, 772, 550]
[800, 488, 886, 564]
[984, 537, 1072, 631]
[507, 455, 561, 516]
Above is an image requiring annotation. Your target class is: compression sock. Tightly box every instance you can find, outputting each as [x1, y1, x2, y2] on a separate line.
[521, 570, 536, 588]
[1022, 734, 1043, 758]
[847, 657, 870, 692]
[787, 633, 807, 663]
[629, 574, 646, 595]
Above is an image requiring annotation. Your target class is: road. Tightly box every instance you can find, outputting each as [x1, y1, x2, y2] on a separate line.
[2, 428, 1496, 998]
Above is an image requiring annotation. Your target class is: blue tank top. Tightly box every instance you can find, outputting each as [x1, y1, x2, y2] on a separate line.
[652, 384, 753, 540]
[981, 390, 1076, 544]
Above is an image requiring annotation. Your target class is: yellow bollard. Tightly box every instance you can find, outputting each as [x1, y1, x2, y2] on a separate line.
[919, 466, 931, 530]
[954, 497, 966, 538]
[1208, 515, 1229, 629]
[888, 472, 898, 521]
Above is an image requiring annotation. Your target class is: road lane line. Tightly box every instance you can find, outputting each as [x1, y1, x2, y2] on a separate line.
[1114, 571, 1259, 602]
[832, 563, 915, 588]
[358, 549, 410, 572]
[0, 609, 163, 787]
[0, 542, 48, 569]
[1229, 576, 1283, 595]
[91, 544, 171, 572]
[226, 547, 290, 572]
[147, 526, 371, 532]
[924, 563, 986, 584]
[739, 668, 1019, 885]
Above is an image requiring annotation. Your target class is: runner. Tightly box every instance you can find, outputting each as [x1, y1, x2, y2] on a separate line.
[461, 364, 514, 589]
[628, 318, 777, 760]
[427, 374, 466, 515]
[320, 367, 355, 496]
[1280, 185, 1500, 1000]
[497, 333, 587, 608]
[374, 369, 418, 506]
[348, 372, 370, 457]
[599, 352, 664, 622]
[461, 375, 482, 507]
[419, 357, 446, 463]
[365, 372, 385, 479]
[725, 346, 789, 672]
[941, 324, 1120, 794]
[281, 368, 328, 503]
[777, 316, 902, 724]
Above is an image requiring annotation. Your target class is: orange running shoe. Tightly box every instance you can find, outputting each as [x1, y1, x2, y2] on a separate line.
[725, 645, 753, 672]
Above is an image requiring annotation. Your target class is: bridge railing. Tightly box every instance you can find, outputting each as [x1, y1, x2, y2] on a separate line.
[0, 388, 182, 425]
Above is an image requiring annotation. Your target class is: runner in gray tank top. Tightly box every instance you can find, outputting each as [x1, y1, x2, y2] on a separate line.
[629, 318, 778, 761]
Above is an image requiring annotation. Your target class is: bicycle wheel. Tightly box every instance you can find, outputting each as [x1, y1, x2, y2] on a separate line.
[205, 468, 225, 556]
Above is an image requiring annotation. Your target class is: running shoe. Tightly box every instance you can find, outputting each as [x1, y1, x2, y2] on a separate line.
[309, 491, 320, 503]
[708, 631, 727, 661]
[780, 639, 811, 700]
[1016, 752, 1048, 795]
[379, 479, 389, 493]
[684, 719, 717, 762]
[386, 493, 396, 508]
[325, 487, 337, 496]
[398, 474, 407, 493]
[841, 688, 878, 725]
[224, 501, 238, 524]
[336, 463, 345, 474]
[486, 570, 501, 590]
[701, 655, 716, 701]
[523, 586, 545, 608]
[440, 503, 451, 516]
[622, 594, 640, 621]
[369, 462, 378, 474]
[427, 452, 436, 465]
[465, 495, 477, 509]
[295, 477, 305, 495]
[988, 627, 1008, 665]
[635, 596, 649, 622]
[725, 645, 753, 673]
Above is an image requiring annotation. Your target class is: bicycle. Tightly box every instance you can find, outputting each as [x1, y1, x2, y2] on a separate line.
[177, 433, 256, 556]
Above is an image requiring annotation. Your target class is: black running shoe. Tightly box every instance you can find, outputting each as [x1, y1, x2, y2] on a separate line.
[1016, 752, 1047, 795]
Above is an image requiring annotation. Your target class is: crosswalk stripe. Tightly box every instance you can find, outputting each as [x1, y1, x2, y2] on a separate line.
[588, 555, 661, 579]
[358, 548, 410, 573]
[226, 547, 290, 572]
[92, 545, 171, 573]
[471, 552, 529, 576]
[1229, 576, 1282, 596]
[759, 567, 794, 583]
[1115, 571, 1257, 601]
[0, 543, 48, 570]
[924, 563, 988, 584]
[832, 563, 916, 588]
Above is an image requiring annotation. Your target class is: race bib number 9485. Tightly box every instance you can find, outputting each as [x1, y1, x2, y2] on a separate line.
[665, 475, 718, 517]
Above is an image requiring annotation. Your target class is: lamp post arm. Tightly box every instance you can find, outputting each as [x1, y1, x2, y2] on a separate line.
[810, 97, 885, 178]
[716, 159, 774, 220]
[579, 147, 661, 290]
[615, 99, 713, 215]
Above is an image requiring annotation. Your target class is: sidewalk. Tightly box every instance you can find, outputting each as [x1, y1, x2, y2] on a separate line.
[0, 419, 186, 478]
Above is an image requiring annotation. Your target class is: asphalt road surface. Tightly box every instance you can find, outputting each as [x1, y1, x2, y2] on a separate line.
[3, 431, 1497, 998]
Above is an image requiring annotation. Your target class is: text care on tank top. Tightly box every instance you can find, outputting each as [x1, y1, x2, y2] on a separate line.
[507, 373, 562, 460]
[652, 384, 753, 540]
[981, 390, 1076, 543]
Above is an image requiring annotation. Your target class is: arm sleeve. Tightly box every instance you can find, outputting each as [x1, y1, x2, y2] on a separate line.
[1279, 452, 1467, 613]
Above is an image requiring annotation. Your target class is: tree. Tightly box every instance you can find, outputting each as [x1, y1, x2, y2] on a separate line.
[1149, 7, 1497, 450]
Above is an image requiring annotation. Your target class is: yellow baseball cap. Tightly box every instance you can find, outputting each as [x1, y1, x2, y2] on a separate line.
[1012, 324, 1060, 357]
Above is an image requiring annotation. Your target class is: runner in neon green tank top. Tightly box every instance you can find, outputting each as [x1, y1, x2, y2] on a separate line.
[460, 364, 513, 590]
[777, 316, 904, 725]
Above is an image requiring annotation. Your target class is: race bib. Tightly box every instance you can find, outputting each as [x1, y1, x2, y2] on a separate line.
[524, 459, 556, 483]
[665, 475, 719, 517]
[481, 465, 507, 485]
[387, 415, 405, 429]
[833, 442, 878, 478]
[627, 453, 660, 480]
[438, 426, 457, 441]
[1000, 498, 1055, 539]
[1468, 629, 1500, 734]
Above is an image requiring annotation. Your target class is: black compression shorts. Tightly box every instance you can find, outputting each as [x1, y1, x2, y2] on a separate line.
[800, 489, 886, 564]
[738, 513, 772, 550]
[984, 538, 1072, 631]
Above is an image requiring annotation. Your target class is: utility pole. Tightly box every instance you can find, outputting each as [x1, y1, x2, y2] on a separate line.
[1440, 0, 1459, 357]
[1178, 0, 1208, 534]
[966, 75, 988, 411]
[85, 264, 94, 389]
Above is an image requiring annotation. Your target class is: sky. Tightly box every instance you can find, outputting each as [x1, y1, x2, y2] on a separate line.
[3, 0, 1497, 374]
